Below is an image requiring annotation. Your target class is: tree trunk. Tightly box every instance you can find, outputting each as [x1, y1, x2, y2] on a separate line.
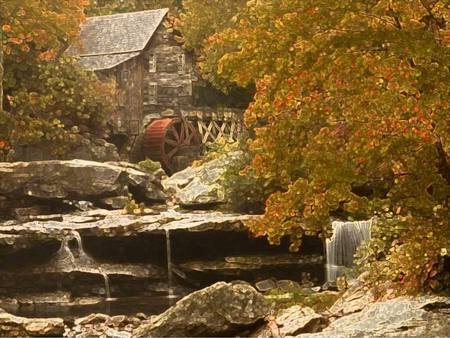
[0, 25, 3, 112]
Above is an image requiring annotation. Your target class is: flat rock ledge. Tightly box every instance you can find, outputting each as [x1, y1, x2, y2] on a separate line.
[0, 209, 257, 251]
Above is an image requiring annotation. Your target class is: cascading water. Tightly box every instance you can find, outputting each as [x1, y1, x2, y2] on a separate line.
[325, 219, 372, 282]
[101, 272, 112, 299]
[165, 228, 176, 299]
[53, 230, 112, 299]
[71, 230, 91, 264]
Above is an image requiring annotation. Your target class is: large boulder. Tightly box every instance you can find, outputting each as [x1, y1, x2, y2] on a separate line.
[0, 160, 165, 208]
[0, 309, 64, 337]
[134, 281, 270, 337]
[297, 296, 450, 337]
[162, 151, 242, 207]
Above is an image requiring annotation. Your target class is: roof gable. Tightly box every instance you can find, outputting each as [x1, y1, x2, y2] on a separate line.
[68, 8, 169, 57]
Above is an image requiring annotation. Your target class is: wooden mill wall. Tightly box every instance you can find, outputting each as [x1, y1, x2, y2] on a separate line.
[111, 21, 195, 135]
[141, 24, 195, 115]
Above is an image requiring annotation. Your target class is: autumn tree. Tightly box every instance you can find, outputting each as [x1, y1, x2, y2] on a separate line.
[177, 0, 247, 50]
[1, 0, 86, 102]
[85, 0, 181, 16]
[1, 0, 116, 157]
[186, 0, 450, 293]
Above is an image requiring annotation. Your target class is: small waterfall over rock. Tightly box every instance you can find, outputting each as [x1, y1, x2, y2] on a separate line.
[52, 230, 113, 299]
[165, 229, 176, 298]
[325, 220, 372, 282]
[101, 272, 112, 299]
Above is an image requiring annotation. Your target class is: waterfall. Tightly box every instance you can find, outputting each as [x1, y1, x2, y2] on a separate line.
[72, 231, 84, 252]
[325, 219, 372, 282]
[71, 230, 92, 264]
[101, 272, 112, 299]
[55, 231, 113, 299]
[165, 229, 175, 298]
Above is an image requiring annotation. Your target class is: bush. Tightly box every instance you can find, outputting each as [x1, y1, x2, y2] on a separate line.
[220, 150, 277, 214]
[3, 57, 116, 157]
[138, 159, 162, 174]
[355, 215, 450, 296]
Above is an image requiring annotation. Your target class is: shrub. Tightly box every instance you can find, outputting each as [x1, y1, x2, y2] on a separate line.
[138, 159, 162, 174]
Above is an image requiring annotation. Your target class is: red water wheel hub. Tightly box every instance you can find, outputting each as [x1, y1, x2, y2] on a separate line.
[142, 117, 201, 173]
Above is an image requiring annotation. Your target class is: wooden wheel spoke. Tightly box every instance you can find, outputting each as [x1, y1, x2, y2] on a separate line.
[170, 126, 180, 142]
[184, 122, 190, 141]
[179, 123, 186, 142]
[185, 131, 194, 144]
[165, 138, 178, 146]
[167, 147, 179, 159]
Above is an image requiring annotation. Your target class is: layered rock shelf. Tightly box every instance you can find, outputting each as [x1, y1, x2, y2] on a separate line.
[0, 209, 255, 250]
[0, 159, 324, 319]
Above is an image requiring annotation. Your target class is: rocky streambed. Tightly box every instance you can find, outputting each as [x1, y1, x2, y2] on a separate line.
[0, 158, 325, 334]
[1, 158, 449, 337]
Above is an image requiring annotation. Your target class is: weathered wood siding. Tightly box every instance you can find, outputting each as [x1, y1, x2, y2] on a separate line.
[114, 56, 144, 135]
[106, 20, 196, 136]
[142, 23, 195, 115]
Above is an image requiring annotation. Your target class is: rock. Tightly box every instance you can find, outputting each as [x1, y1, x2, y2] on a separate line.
[0, 160, 165, 208]
[101, 196, 129, 209]
[106, 328, 132, 338]
[75, 313, 110, 326]
[276, 280, 302, 292]
[8, 136, 119, 162]
[0, 208, 255, 253]
[180, 254, 323, 272]
[109, 315, 127, 327]
[28, 214, 64, 222]
[0, 309, 64, 337]
[298, 296, 450, 337]
[135, 313, 147, 320]
[162, 151, 243, 206]
[255, 279, 277, 292]
[252, 305, 323, 337]
[328, 279, 375, 316]
[275, 306, 324, 336]
[24, 320, 65, 337]
[134, 282, 271, 337]
[12, 206, 48, 222]
[179, 255, 323, 284]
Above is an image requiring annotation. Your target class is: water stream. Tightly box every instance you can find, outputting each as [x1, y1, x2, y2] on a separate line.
[165, 228, 176, 299]
[325, 220, 372, 282]
[55, 231, 112, 299]
[101, 272, 112, 300]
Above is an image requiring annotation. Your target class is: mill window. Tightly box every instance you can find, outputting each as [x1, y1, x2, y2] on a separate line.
[178, 53, 186, 74]
[121, 70, 130, 85]
[143, 82, 157, 104]
[148, 54, 157, 73]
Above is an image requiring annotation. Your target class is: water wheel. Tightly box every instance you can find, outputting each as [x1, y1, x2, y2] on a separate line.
[143, 117, 201, 174]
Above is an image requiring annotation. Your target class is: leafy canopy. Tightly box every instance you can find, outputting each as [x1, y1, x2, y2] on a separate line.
[1, 0, 115, 155]
[85, 0, 181, 15]
[183, 0, 450, 293]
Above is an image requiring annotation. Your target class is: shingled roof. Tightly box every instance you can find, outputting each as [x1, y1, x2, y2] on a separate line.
[68, 8, 169, 71]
